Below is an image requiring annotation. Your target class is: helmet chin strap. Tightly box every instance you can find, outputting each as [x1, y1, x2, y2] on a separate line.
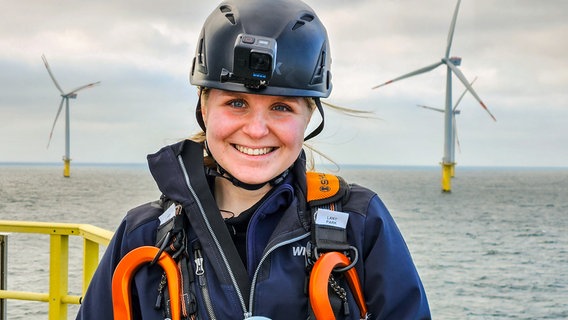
[304, 98, 325, 141]
[203, 141, 290, 191]
[195, 94, 206, 132]
[205, 165, 289, 191]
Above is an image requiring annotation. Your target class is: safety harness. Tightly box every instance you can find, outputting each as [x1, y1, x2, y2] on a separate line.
[304, 172, 368, 320]
[112, 171, 367, 320]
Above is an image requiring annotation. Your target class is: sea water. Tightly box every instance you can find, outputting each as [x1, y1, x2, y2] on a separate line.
[0, 164, 567, 319]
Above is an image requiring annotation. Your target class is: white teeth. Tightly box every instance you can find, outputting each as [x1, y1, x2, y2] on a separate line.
[235, 145, 273, 156]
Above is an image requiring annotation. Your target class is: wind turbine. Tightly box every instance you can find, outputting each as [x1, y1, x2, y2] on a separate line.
[372, 0, 496, 192]
[42, 54, 100, 177]
[417, 76, 478, 176]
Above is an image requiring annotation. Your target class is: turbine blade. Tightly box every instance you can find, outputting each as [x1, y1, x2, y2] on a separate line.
[41, 54, 65, 94]
[445, 60, 497, 121]
[66, 81, 101, 96]
[453, 76, 478, 112]
[417, 104, 445, 113]
[47, 98, 65, 149]
[372, 61, 444, 89]
[445, 0, 462, 58]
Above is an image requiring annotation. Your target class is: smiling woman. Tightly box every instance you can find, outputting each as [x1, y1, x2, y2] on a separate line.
[75, 0, 431, 319]
[200, 88, 314, 188]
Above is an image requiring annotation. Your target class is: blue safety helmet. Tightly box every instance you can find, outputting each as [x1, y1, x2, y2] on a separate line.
[190, 0, 332, 139]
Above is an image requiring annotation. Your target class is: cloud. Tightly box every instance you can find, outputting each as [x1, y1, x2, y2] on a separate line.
[1, 0, 567, 167]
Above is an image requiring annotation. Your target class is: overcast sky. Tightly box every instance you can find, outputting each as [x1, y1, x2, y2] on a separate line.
[1, 0, 567, 167]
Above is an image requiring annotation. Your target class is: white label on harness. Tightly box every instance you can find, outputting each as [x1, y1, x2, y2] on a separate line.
[159, 203, 176, 226]
[315, 208, 349, 229]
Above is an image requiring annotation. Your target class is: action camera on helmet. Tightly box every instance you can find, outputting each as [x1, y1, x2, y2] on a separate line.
[220, 34, 278, 89]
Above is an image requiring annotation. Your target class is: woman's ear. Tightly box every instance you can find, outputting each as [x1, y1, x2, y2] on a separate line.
[200, 103, 207, 124]
[198, 89, 207, 126]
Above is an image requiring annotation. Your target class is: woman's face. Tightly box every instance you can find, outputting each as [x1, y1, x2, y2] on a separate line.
[202, 88, 313, 186]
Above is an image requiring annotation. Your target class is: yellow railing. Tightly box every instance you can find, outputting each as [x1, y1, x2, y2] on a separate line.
[0, 220, 113, 320]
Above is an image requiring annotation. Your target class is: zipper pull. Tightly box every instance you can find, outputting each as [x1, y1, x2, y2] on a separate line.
[194, 250, 204, 276]
[191, 241, 217, 319]
[195, 256, 204, 276]
[193, 241, 205, 278]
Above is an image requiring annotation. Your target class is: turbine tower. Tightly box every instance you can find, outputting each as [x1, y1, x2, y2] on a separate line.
[42, 54, 100, 177]
[372, 0, 496, 192]
[417, 76, 478, 176]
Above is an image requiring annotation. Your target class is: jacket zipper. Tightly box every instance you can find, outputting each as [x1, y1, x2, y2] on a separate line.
[193, 241, 216, 320]
[178, 155, 249, 317]
[246, 233, 310, 317]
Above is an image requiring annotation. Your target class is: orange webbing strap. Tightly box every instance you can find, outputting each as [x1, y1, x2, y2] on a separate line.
[306, 171, 340, 203]
[112, 246, 181, 320]
[309, 252, 368, 320]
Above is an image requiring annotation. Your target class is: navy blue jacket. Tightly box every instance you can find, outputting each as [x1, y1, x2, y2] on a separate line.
[76, 140, 430, 319]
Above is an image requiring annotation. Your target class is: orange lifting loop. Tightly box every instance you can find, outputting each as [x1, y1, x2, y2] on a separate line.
[309, 252, 368, 320]
[112, 246, 181, 320]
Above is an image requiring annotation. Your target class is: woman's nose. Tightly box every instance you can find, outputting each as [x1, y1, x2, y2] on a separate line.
[242, 110, 270, 138]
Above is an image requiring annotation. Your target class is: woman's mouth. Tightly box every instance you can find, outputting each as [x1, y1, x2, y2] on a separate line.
[234, 144, 275, 156]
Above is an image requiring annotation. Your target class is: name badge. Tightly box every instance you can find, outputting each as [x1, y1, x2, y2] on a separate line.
[315, 208, 349, 229]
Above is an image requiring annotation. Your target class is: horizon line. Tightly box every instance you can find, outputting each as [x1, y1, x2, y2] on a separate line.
[1, 161, 567, 170]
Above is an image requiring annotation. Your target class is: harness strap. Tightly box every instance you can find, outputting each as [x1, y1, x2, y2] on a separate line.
[178, 140, 250, 297]
[309, 252, 368, 320]
[112, 246, 181, 320]
[306, 171, 368, 318]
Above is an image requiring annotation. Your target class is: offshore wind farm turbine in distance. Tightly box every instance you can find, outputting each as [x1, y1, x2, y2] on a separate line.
[417, 76, 479, 175]
[372, 0, 496, 192]
[42, 54, 100, 177]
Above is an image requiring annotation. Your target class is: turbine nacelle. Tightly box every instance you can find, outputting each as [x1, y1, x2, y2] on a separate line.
[441, 56, 462, 67]
[449, 56, 462, 66]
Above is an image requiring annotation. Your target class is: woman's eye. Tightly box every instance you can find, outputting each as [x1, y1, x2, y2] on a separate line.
[272, 104, 292, 112]
[228, 100, 246, 108]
